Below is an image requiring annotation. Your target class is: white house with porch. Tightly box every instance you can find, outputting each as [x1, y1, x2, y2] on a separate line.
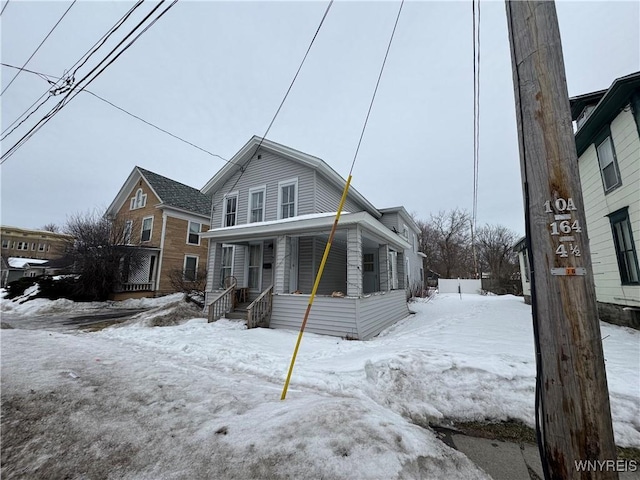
[200, 137, 424, 340]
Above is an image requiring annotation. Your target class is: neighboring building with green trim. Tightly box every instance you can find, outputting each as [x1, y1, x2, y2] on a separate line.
[571, 72, 640, 327]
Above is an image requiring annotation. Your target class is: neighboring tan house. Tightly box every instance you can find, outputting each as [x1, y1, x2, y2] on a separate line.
[516, 72, 640, 328]
[105, 167, 211, 300]
[201, 136, 424, 340]
[1, 225, 72, 260]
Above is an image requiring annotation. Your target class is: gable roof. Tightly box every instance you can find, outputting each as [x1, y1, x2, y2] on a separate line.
[107, 167, 211, 219]
[201, 136, 381, 218]
[569, 71, 640, 156]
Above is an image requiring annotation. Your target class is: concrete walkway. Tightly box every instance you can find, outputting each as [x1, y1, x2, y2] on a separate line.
[435, 427, 640, 480]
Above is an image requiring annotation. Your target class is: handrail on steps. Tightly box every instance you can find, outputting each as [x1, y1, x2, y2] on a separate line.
[246, 285, 273, 329]
[208, 283, 235, 323]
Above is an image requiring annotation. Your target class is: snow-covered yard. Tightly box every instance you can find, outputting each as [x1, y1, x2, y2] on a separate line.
[2, 293, 638, 479]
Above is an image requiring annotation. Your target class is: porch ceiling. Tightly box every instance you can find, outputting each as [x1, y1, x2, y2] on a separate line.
[201, 212, 411, 250]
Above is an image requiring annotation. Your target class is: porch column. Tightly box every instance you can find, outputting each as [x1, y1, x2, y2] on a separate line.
[378, 244, 390, 291]
[274, 235, 289, 294]
[205, 242, 222, 303]
[346, 226, 363, 297]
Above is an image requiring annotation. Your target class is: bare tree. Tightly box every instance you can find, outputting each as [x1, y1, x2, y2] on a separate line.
[41, 223, 60, 233]
[475, 224, 520, 292]
[63, 210, 142, 301]
[429, 208, 474, 278]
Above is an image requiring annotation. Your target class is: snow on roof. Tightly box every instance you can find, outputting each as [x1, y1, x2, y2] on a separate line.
[8, 257, 49, 268]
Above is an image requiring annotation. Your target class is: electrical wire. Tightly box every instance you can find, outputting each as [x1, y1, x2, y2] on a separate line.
[212, 0, 334, 214]
[1, 1, 178, 163]
[471, 0, 481, 278]
[1, 62, 230, 163]
[0, 0, 10, 17]
[1, 1, 144, 137]
[349, 0, 404, 177]
[1, 0, 77, 96]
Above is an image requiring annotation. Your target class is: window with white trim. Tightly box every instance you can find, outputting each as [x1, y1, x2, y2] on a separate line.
[184, 255, 198, 281]
[187, 221, 201, 245]
[141, 217, 153, 242]
[247, 243, 262, 290]
[124, 220, 133, 245]
[2, 239, 8, 249]
[248, 186, 266, 223]
[223, 193, 238, 227]
[130, 188, 147, 210]
[17, 241, 29, 251]
[609, 208, 639, 285]
[220, 245, 234, 287]
[278, 178, 297, 219]
[38, 243, 45, 252]
[595, 130, 622, 193]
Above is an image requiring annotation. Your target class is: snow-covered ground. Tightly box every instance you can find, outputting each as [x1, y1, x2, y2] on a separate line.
[2, 292, 638, 479]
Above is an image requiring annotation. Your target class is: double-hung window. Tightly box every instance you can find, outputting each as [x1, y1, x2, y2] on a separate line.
[595, 129, 622, 193]
[184, 255, 198, 281]
[124, 220, 133, 245]
[248, 186, 266, 223]
[141, 217, 153, 242]
[220, 245, 234, 287]
[223, 193, 238, 227]
[187, 221, 201, 245]
[247, 244, 262, 290]
[608, 208, 639, 285]
[278, 178, 297, 219]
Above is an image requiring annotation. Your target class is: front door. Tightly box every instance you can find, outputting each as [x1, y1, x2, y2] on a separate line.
[363, 250, 378, 294]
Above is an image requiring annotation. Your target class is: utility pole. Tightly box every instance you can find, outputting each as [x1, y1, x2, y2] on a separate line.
[506, 2, 618, 479]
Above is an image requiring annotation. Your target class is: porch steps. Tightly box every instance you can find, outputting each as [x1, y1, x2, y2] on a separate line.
[223, 301, 251, 321]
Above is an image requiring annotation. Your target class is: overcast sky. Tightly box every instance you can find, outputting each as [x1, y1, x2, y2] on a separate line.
[1, 0, 638, 236]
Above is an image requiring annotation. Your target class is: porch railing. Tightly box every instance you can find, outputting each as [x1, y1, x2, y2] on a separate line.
[247, 285, 273, 329]
[116, 282, 154, 292]
[208, 284, 235, 323]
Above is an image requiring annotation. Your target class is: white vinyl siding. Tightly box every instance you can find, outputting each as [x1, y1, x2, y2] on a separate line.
[578, 107, 640, 306]
[209, 152, 315, 227]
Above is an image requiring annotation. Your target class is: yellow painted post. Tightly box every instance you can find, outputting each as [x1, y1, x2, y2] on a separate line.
[281, 175, 352, 400]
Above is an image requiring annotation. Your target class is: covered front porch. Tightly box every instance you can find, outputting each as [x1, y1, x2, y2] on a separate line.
[112, 247, 160, 300]
[202, 212, 413, 339]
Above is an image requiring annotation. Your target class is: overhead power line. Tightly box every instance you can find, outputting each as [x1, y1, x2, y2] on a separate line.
[1, 0, 178, 163]
[1, 0, 77, 96]
[2, 62, 230, 163]
[1, 1, 144, 137]
[214, 0, 335, 211]
[349, 0, 404, 176]
[0, 0, 10, 16]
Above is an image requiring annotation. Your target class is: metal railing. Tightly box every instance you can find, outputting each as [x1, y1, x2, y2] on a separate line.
[247, 285, 273, 329]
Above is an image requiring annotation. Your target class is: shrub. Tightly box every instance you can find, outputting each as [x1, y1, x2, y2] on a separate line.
[5, 277, 38, 299]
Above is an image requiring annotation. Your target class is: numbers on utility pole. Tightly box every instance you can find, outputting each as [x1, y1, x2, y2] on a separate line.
[546, 197, 585, 274]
